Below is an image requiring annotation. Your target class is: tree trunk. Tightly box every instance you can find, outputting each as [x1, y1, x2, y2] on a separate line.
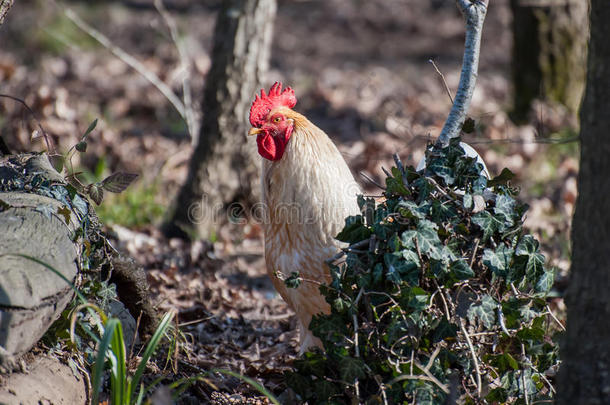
[557, 1, 610, 404]
[163, 0, 277, 239]
[510, 0, 588, 123]
[0, 0, 13, 25]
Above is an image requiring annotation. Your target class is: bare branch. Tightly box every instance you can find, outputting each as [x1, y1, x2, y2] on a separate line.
[64, 8, 187, 121]
[154, 0, 199, 139]
[437, 0, 489, 147]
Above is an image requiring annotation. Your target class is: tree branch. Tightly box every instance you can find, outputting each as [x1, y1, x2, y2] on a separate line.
[437, 0, 489, 147]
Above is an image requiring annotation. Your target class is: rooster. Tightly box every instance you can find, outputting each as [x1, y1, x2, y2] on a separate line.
[248, 82, 361, 352]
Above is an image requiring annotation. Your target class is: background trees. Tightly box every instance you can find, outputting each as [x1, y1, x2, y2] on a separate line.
[510, 0, 588, 122]
[163, 0, 277, 239]
[557, 1, 610, 404]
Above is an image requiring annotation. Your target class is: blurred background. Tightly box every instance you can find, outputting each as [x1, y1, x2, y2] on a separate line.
[0, 0, 586, 400]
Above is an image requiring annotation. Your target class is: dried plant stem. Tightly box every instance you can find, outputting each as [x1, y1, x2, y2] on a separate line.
[546, 304, 566, 331]
[64, 8, 187, 121]
[154, 0, 199, 139]
[429, 58, 454, 104]
[437, 0, 489, 147]
[460, 319, 482, 396]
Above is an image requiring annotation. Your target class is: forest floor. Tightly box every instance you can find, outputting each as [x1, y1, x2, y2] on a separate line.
[0, 0, 576, 402]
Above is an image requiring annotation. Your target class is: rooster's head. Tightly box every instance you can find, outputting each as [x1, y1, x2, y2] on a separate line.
[248, 82, 297, 161]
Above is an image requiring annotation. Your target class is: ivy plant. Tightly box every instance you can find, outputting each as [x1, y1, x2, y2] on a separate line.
[285, 138, 560, 404]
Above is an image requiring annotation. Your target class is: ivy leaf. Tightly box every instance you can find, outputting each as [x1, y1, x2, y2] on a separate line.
[338, 357, 366, 382]
[450, 259, 475, 280]
[482, 245, 514, 279]
[515, 235, 546, 283]
[486, 353, 519, 373]
[494, 195, 517, 227]
[337, 215, 371, 244]
[384, 253, 419, 285]
[467, 294, 497, 328]
[284, 271, 302, 289]
[401, 219, 442, 260]
[487, 167, 515, 188]
[535, 269, 555, 293]
[432, 318, 458, 343]
[100, 172, 139, 193]
[471, 211, 503, 241]
[57, 205, 71, 225]
[386, 167, 409, 196]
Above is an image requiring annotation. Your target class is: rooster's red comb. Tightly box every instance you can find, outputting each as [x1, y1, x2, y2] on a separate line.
[249, 82, 297, 127]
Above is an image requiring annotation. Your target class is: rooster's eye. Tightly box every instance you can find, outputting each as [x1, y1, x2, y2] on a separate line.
[273, 116, 282, 123]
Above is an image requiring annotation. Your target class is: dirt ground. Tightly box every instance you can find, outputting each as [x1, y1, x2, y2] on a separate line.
[0, 0, 575, 402]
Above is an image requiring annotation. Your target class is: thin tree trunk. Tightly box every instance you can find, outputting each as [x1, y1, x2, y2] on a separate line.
[510, 0, 588, 123]
[163, 0, 276, 239]
[557, 1, 610, 404]
[0, 0, 13, 25]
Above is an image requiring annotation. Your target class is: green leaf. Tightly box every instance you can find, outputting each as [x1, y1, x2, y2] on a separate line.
[432, 318, 458, 342]
[450, 259, 475, 280]
[486, 353, 519, 373]
[515, 235, 546, 283]
[284, 272, 302, 289]
[535, 269, 555, 293]
[487, 167, 515, 188]
[338, 357, 366, 382]
[494, 195, 517, 227]
[471, 211, 503, 241]
[401, 219, 442, 260]
[75, 140, 88, 153]
[482, 245, 514, 278]
[384, 252, 420, 285]
[82, 118, 98, 140]
[336, 215, 371, 244]
[467, 294, 497, 328]
[100, 172, 139, 193]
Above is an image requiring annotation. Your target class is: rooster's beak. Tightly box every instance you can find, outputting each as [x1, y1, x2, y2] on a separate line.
[248, 128, 262, 136]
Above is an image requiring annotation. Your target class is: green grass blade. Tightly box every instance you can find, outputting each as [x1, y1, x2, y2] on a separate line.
[212, 369, 281, 405]
[129, 311, 175, 403]
[92, 318, 119, 405]
[4, 253, 88, 304]
[109, 318, 127, 405]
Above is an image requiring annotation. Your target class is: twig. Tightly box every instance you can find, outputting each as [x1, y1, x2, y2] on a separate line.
[470, 237, 480, 268]
[424, 346, 441, 373]
[546, 304, 566, 332]
[388, 368, 450, 394]
[0, 94, 54, 153]
[437, 0, 489, 147]
[154, 0, 199, 139]
[521, 343, 531, 405]
[429, 58, 454, 104]
[460, 318, 482, 396]
[326, 238, 371, 264]
[360, 171, 386, 190]
[64, 8, 187, 121]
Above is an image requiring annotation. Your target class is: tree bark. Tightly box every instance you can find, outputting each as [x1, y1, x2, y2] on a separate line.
[163, 0, 276, 239]
[510, 0, 588, 123]
[0, 0, 13, 25]
[557, 1, 610, 404]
